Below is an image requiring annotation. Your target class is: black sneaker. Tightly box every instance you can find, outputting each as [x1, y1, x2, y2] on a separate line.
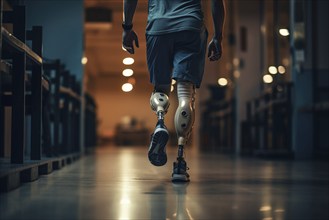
[148, 120, 169, 166]
[172, 159, 190, 182]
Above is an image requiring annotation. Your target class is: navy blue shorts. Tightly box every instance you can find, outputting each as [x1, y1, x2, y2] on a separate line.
[146, 28, 208, 88]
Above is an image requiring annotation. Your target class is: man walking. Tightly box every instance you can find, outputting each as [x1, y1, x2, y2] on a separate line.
[122, 0, 225, 182]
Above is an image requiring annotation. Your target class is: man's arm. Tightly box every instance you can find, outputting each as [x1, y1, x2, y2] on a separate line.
[122, 0, 139, 54]
[207, 0, 225, 61]
[123, 0, 138, 25]
[211, 0, 225, 40]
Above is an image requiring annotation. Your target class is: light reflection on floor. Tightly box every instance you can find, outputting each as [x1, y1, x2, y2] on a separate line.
[0, 145, 328, 220]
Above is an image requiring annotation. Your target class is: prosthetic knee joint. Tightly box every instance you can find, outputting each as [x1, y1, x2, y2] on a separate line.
[175, 82, 196, 147]
[150, 92, 170, 120]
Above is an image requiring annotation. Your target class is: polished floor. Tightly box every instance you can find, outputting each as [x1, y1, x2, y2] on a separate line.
[0, 145, 328, 220]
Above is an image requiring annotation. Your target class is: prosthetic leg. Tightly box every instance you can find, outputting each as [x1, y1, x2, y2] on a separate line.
[150, 90, 170, 121]
[172, 81, 195, 182]
[148, 86, 170, 166]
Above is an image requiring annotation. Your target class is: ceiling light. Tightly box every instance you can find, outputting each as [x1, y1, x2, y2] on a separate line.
[263, 74, 273, 84]
[233, 58, 240, 67]
[81, 56, 88, 65]
[218, 77, 228, 86]
[268, 66, 278, 74]
[279, 28, 289, 36]
[233, 70, 240, 78]
[122, 69, 134, 77]
[260, 25, 266, 34]
[122, 83, 133, 92]
[123, 57, 134, 65]
[278, 65, 286, 74]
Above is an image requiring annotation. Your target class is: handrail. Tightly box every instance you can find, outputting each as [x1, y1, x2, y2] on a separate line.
[59, 86, 81, 101]
[1, 27, 42, 64]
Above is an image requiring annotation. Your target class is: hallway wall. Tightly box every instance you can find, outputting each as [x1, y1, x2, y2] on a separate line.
[291, 0, 329, 159]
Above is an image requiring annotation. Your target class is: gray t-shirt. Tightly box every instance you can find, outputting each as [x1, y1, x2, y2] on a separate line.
[146, 0, 204, 35]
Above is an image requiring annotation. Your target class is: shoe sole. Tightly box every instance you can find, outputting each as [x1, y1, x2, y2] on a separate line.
[172, 174, 190, 182]
[148, 128, 168, 166]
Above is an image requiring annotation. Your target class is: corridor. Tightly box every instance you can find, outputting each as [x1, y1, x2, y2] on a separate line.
[1, 0, 329, 219]
[1, 146, 328, 220]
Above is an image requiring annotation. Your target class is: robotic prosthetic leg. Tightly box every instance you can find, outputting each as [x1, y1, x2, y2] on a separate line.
[171, 81, 195, 182]
[150, 91, 170, 121]
[148, 85, 170, 166]
[174, 81, 196, 161]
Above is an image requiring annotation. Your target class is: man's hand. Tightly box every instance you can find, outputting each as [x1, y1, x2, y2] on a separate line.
[207, 37, 222, 61]
[122, 29, 139, 54]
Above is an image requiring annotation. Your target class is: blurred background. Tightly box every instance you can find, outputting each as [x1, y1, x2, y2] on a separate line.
[1, 0, 328, 166]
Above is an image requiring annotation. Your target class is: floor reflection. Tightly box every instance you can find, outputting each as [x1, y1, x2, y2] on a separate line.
[171, 183, 192, 220]
[148, 184, 167, 220]
[0, 146, 328, 220]
[146, 182, 191, 220]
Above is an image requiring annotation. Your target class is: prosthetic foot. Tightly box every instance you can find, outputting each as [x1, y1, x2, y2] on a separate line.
[172, 145, 190, 182]
[148, 92, 170, 166]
